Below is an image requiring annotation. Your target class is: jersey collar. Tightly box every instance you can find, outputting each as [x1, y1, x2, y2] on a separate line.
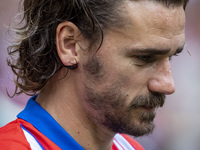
[17, 95, 85, 150]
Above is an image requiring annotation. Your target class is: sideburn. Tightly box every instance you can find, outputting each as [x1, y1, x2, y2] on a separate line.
[82, 54, 126, 116]
[83, 55, 104, 79]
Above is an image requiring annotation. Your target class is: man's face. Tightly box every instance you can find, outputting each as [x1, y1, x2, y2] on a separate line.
[78, 1, 185, 137]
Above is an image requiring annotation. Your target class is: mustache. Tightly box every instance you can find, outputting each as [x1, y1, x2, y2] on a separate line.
[129, 92, 166, 109]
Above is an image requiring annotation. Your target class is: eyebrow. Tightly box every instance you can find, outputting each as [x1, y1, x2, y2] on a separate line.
[127, 45, 185, 56]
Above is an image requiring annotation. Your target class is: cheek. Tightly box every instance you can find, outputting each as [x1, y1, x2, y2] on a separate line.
[115, 68, 148, 93]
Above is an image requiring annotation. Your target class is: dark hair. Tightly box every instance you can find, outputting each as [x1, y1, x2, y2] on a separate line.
[7, 0, 189, 96]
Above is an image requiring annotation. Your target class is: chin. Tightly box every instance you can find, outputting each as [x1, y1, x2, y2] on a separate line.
[131, 122, 155, 137]
[118, 120, 155, 137]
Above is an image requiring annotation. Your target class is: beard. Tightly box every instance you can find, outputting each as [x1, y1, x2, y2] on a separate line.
[83, 55, 166, 137]
[103, 92, 165, 137]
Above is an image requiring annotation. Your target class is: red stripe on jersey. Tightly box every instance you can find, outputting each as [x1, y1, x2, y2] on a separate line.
[18, 119, 61, 150]
[0, 119, 61, 150]
[0, 119, 31, 150]
[120, 134, 144, 150]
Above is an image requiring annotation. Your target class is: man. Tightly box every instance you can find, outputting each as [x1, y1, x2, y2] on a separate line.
[0, 0, 189, 149]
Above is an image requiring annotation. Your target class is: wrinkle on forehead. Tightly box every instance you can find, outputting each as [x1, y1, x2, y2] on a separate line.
[123, 1, 186, 39]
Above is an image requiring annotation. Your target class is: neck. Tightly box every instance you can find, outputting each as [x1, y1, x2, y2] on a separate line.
[36, 69, 115, 150]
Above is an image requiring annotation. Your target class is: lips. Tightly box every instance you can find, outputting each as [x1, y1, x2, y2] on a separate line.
[142, 105, 156, 111]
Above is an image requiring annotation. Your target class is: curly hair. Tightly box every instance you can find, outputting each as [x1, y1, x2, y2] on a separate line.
[7, 0, 189, 96]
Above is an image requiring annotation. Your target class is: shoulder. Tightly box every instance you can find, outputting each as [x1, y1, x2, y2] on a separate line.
[113, 133, 144, 150]
[0, 119, 31, 149]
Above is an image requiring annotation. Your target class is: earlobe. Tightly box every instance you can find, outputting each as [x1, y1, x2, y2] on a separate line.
[56, 21, 79, 68]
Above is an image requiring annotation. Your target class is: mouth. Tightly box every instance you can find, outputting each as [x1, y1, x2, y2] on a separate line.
[141, 105, 156, 111]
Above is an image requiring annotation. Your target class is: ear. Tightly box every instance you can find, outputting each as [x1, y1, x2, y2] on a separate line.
[56, 21, 80, 67]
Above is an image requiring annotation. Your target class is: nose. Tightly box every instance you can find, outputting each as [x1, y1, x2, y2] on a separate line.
[148, 59, 175, 95]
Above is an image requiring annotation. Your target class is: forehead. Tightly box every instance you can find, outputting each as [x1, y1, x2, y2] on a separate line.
[126, 2, 185, 33]
[114, 1, 186, 49]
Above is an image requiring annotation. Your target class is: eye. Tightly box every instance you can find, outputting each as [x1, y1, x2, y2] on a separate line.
[135, 55, 156, 62]
[132, 55, 156, 66]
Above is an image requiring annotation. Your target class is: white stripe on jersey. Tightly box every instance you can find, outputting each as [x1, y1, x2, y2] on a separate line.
[21, 126, 43, 150]
[113, 139, 125, 150]
[114, 134, 136, 150]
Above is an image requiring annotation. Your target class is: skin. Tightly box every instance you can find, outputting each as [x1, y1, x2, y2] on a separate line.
[36, 1, 186, 150]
